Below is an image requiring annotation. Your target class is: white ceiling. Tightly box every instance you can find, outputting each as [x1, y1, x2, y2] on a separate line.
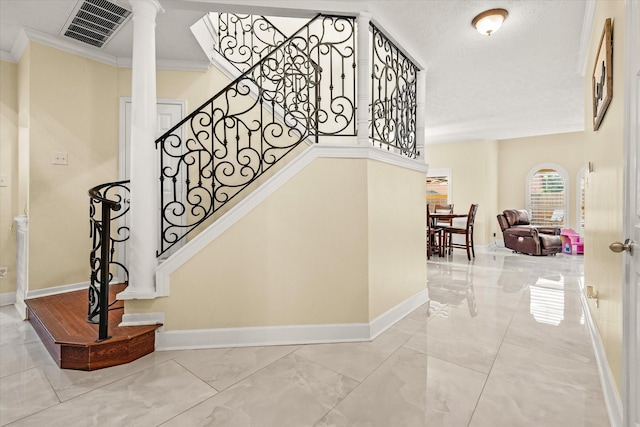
[0, 0, 592, 145]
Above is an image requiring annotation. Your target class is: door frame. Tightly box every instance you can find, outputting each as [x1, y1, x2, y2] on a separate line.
[118, 97, 187, 273]
[622, 1, 640, 426]
[118, 97, 187, 181]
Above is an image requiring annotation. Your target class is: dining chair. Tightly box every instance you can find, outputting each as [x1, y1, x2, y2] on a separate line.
[443, 203, 479, 261]
[426, 205, 443, 259]
[435, 203, 454, 227]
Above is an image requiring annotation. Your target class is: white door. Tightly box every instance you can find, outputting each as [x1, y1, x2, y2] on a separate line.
[616, 2, 640, 426]
[120, 99, 186, 269]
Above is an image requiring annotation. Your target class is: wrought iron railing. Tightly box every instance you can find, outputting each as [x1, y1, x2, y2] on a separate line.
[369, 23, 418, 158]
[216, 13, 288, 73]
[215, 13, 358, 138]
[156, 16, 338, 256]
[294, 15, 357, 137]
[88, 180, 130, 341]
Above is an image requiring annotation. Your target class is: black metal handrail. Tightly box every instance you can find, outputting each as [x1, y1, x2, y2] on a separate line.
[156, 14, 357, 257]
[88, 180, 130, 342]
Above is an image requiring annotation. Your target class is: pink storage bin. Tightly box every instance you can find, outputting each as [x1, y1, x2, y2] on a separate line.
[560, 228, 584, 254]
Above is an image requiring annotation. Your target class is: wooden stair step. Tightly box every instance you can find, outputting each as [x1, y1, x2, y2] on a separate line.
[26, 284, 161, 371]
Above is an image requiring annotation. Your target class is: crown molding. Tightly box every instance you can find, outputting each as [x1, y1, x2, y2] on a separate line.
[115, 57, 210, 71]
[0, 51, 15, 63]
[577, 0, 597, 76]
[9, 28, 29, 63]
[8, 26, 210, 71]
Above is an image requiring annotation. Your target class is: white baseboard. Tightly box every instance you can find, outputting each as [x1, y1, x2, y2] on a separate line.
[370, 289, 429, 339]
[26, 281, 89, 299]
[156, 289, 428, 351]
[581, 292, 623, 427]
[156, 322, 371, 351]
[14, 298, 28, 320]
[0, 292, 16, 306]
[120, 312, 164, 327]
[25, 277, 126, 300]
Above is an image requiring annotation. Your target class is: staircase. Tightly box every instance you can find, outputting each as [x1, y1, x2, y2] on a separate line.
[28, 11, 423, 370]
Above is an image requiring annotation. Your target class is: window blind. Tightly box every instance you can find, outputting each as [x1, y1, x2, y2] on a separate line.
[529, 169, 565, 226]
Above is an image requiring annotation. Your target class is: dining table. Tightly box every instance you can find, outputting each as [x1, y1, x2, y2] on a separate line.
[429, 212, 468, 227]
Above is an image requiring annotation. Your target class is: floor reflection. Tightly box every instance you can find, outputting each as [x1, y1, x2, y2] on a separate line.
[427, 262, 477, 317]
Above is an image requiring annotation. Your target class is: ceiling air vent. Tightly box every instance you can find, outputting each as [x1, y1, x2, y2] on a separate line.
[61, 0, 131, 48]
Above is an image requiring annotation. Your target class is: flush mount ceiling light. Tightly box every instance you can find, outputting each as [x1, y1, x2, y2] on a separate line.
[472, 8, 508, 36]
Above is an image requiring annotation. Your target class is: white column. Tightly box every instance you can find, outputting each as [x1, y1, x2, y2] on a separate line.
[416, 70, 427, 162]
[121, 0, 163, 299]
[356, 13, 371, 146]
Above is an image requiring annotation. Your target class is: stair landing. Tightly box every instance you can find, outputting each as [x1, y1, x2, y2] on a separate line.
[26, 284, 161, 371]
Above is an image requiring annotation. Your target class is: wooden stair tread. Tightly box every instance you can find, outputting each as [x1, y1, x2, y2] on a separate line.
[26, 284, 161, 370]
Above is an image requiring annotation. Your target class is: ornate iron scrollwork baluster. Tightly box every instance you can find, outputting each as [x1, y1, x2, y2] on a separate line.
[369, 23, 418, 158]
[88, 180, 130, 342]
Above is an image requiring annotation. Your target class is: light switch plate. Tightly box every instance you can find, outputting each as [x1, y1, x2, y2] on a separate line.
[52, 151, 68, 165]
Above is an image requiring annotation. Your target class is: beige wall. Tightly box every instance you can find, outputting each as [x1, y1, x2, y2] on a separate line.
[128, 157, 427, 329]
[0, 61, 18, 294]
[583, 0, 626, 395]
[130, 158, 371, 329]
[498, 131, 585, 231]
[424, 139, 499, 245]
[27, 43, 120, 290]
[425, 132, 588, 245]
[367, 160, 427, 320]
[9, 42, 234, 293]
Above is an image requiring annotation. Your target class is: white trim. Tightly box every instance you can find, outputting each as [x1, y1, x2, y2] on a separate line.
[119, 312, 164, 327]
[14, 299, 28, 320]
[26, 281, 89, 300]
[155, 289, 427, 350]
[622, 2, 640, 426]
[116, 57, 210, 71]
[147, 144, 428, 299]
[0, 50, 16, 63]
[577, 1, 597, 76]
[115, 289, 160, 300]
[24, 277, 124, 300]
[20, 27, 118, 66]
[0, 292, 16, 306]
[576, 166, 586, 234]
[581, 291, 623, 427]
[8, 27, 210, 71]
[157, 323, 370, 350]
[369, 289, 429, 339]
[10, 28, 29, 63]
[14, 215, 29, 321]
[119, 97, 187, 181]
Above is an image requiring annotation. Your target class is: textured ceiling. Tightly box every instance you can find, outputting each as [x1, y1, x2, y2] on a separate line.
[0, 0, 590, 145]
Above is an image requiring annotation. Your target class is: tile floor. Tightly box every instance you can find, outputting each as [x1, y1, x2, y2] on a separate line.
[0, 248, 611, 426]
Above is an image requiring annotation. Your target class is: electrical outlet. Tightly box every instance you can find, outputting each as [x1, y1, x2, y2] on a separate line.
[0, 267, 7, 279]
[52, 151, 68, 165]
[0, 174, 7, 187]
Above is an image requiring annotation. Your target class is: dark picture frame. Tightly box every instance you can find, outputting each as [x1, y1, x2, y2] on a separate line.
[592, 18, 613, 131]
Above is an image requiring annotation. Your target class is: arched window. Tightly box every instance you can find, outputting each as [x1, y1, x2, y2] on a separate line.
[526, 164, 569, 227]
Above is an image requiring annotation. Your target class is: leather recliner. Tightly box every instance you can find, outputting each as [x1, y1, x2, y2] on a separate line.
[497, 209, 562, 256]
